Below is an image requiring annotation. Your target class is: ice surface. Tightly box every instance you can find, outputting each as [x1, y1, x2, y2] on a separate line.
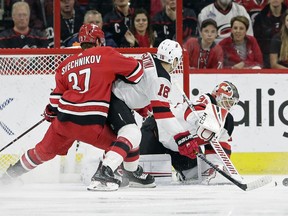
[0, 175, 287, 216]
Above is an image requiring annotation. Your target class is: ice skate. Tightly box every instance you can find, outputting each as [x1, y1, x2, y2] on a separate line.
[87, 162, 121, 191]
[0, 165, 23, 186]
[114, 165, 129, 188]
[123, 165, 156, 188]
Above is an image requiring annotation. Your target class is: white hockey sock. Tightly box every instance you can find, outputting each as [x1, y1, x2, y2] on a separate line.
[102, 151, 123, 172]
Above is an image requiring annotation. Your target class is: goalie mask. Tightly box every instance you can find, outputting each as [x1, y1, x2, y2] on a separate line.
[79, 23, 105, 46]
[211, 81, 239, 110]
[157, 39, 183, 71]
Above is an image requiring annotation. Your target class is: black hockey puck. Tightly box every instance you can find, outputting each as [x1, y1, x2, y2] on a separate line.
[282, 178, 288, 186]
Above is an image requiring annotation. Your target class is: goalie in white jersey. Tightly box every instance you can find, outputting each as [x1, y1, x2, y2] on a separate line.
[113, 39, 200, 162]
[140, 81, 240, 185]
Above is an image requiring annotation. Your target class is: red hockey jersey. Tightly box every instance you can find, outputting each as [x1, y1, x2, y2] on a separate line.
[219, 35, 263, 68]
[49, 46, 143, 125]
[184, 37, 223, 69]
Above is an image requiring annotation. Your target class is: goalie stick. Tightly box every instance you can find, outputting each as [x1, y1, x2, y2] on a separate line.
[196, 153, 272, 191]
[174, 82, 272, 191]
[0, 118, 45, 153]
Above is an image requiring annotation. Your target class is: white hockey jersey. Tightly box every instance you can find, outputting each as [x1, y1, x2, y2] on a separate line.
[198, 2, 253, 43]
[113, 52, 188, 141]
[158, 94, 233, 152]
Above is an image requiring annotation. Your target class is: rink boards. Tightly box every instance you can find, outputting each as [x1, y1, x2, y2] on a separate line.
[0, 73, 288, 175]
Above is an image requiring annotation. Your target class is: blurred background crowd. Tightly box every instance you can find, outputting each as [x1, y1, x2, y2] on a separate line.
[0, 0, 288, 69]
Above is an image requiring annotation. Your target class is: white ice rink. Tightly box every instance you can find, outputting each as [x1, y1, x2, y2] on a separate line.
[0, 176, 287, 216]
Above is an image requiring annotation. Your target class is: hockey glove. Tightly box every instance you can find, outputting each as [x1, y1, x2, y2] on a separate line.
[43, 104, 57, 122]
[174, 131, 199, 159]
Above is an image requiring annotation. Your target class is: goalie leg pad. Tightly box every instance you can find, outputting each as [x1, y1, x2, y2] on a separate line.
[200, 154, 232, 185]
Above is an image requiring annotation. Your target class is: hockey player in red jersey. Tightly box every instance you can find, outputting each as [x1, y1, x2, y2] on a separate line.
[1, 23, 147, 191]
[140, 81, 240, 185]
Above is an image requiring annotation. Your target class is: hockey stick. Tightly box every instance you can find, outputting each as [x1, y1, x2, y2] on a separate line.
[0, 118, 45, 153]
[196, 153, 272, 191]
[174, 82, 272, 191]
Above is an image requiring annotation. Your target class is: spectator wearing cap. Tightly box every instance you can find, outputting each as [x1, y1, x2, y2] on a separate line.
[219, 15, 263, 69]
[0, 1, 48, 48]
[184, 18, 223, 69]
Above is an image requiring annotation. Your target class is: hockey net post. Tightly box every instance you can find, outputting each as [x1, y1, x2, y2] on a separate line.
[0, 47, 188, 182]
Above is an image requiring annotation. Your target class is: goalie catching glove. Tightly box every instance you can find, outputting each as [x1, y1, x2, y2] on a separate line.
[174, 131, 199, 159]
[43, 104, 57, 122]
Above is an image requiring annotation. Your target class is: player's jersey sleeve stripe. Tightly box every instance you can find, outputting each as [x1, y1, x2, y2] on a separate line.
[150, 100, 170, 108]
[151, 100, 174, 119]
[153, 112, 174, 119]
[184, 107, 192, 121]
[49, 94, 62, 108]
[125, 62, 143, 83]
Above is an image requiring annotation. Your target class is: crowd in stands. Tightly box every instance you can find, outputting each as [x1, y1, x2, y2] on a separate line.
[0, 0, 288, 69]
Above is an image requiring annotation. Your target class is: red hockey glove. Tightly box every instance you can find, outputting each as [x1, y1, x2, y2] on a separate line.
[174, 131, 199, 159]
[43, 104, 57, 122]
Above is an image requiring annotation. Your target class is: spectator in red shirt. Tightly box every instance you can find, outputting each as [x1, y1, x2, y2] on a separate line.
[184, 18, 223, 69]
[219, 15, 263, 69]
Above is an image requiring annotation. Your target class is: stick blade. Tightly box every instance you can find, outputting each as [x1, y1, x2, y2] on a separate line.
[244, 176, 273, 191]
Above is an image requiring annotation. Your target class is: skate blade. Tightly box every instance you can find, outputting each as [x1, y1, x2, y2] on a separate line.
[87, 180, 119, 191]
[129, 182, 156, 188]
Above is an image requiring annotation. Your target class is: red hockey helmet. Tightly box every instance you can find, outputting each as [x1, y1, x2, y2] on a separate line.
[211, 81, 239, 110]
[78, 23, 105, 46]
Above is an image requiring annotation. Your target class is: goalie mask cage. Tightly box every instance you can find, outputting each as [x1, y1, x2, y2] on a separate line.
[0, 48, 189, 183]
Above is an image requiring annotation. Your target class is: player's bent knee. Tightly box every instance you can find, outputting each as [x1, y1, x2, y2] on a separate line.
[118, 124, 141, 149]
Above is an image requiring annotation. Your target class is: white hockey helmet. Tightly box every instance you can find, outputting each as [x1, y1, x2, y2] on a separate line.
[211, 81, 239, 110]
[157, 39, 183, 70]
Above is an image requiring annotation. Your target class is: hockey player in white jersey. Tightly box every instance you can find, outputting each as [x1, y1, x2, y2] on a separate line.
[140, 81, 240, 185]
[113, 39, 200, 163]
[198, 0, 253, 43]
[87, 39, 199, 190]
